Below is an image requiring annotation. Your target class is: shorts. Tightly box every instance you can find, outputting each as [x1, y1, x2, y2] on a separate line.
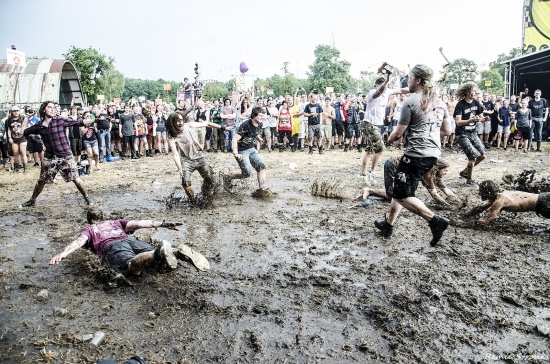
[362, 122, 385, 154]
[156, 127, 166, 135]
[83, 139, 98, 149]
[308, 124, 321, 141]
[11, 135, 27, 144]
[450, 118, 456, 133]
[298, 119, 308, 138]
[383, 157, 398, 199]
[457, 132, 485, 160]
[392, 155, 437, 200]
[517, 126, 531, 140]
[27, 138, 43, 153]
[345, 123, 361, 139]
[105, 238, 155, 275]
[147, 124, 154, 136]
[69, 138, 82, 157]
[476, 120, 491, 135]
[111, 130, 121, 141]
[270, 127, 278, 138]
[236, 147, 266, 177]
[38, 155, 79, 184]
[135, 134, 147, 139]
[536, 192, 550, 218]
[497, 125, 510, 134]
[321, 124, 332, 140]
[333, 120, 344, 136]
[180, 156, 213, 188]
[260, 127, 271, 141]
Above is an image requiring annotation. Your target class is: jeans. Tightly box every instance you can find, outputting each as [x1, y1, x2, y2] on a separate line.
[225, 129, 236, 152]
[532, 117, 543, 142]
[97, 129, 112, 159]
[236, 147, 266, 177]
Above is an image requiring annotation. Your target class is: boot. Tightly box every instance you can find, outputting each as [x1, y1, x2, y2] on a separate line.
[343, 144, 349, 152]
[279, 145, 284, 153]
[536, 141, 541, 152]
[308, 146, 313, 154]
[357, 144, 362, 153]
[429, 215, 449, 247]
[374, 215, 393, 236]
[319, 146, 324, 154]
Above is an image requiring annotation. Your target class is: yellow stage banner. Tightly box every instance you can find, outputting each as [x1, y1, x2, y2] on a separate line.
[523, 0, 550, 53]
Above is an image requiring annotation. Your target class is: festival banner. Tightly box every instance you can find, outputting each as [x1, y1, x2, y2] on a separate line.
[523, 0, 550, 53]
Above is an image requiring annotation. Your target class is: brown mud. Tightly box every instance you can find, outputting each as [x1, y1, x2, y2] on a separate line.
[0, 146, 549, 363]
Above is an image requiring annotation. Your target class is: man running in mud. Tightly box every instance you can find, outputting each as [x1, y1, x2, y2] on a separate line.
[166, 111, 226, 206]
[49, 208, 209, 275]
[373, 64, 451, 246]
[464, 180, 550, 224]
[20, 101, 96, 207]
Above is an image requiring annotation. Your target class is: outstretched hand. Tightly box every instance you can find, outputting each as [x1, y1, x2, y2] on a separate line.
[161, 221, 183, 230]
[50, 252, 67, 265]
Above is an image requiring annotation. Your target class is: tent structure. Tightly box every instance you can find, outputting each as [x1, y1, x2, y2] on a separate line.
[0, 58, 84, 111]
[503, 48, 550, 99]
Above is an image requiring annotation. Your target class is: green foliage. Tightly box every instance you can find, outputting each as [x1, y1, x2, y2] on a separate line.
[306, 45, 355, 94]
[440, 58, 479, 90]
[63, 46, 114, 103]
[203, 81, 229, 101]
[479, 69, 505, 95]
[489, 47, 522, 78]
[357, 70, 378, 94]
[97, 68, 125, 100]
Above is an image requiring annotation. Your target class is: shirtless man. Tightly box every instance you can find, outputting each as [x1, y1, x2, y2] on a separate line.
[321, 97, 335, 151]
[442, 94, 458, 148]
[465, 180, 550, 224]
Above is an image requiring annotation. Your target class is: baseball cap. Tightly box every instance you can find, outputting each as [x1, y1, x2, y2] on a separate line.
[10, 106, 20, 111]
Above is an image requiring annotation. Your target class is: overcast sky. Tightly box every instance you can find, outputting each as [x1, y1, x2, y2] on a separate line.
[2, 0, 524, 83]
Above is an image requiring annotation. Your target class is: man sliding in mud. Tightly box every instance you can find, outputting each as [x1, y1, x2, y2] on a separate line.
[49, 208, 209, 275]
[166, 111, 226, 206]
[465, 180, 550, 224]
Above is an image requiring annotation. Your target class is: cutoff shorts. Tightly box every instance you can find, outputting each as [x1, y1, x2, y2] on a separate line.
[361, 122, 385, 154]
[457, 132, 485, 160]
[105, 238, 155, 275]
[38, 155, 79, 184]
[180, 156, 213, 188]
[392, 155, 437, 200]
[536, 192, 550, 218]
[236, 147, 266, 177]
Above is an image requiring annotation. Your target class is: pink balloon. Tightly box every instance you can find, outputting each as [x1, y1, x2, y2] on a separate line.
[240, 62, 249, 73]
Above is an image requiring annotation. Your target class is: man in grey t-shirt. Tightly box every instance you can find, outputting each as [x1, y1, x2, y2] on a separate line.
[118, 105, 135, 159]
[374, 64, 451, 247]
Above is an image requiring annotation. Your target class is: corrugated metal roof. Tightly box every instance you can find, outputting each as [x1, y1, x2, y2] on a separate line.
[0, 59, 73, 74]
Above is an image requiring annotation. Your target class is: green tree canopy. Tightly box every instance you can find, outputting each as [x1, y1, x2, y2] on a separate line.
[489, 47, 522, 79]
[440, 58, 479, 90]
[306, 45, 355, 94]
[479, 69, 505, 95]
[63, 46, 114, 103]
[203, 81, 229, 101]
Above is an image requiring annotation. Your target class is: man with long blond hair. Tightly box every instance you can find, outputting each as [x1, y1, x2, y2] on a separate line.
[374, 64, 451, 247]
[453, 82, 488, 185]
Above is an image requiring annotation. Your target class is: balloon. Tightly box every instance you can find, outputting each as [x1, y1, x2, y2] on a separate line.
[239, 62, 249, 73]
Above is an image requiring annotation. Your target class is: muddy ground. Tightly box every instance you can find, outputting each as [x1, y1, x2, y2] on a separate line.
[0, 144, 549, 364]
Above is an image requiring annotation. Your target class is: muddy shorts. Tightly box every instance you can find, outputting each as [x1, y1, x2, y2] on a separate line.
[180, 155, 213, 188]
[236, 147, 266, 177]
[475, 120, 491, 134]
[457, 132, 485, 160]
[38, 155, 79, 184]
[536, 192, 550, 218]
[308, 124, 321, 141]
[383, 157, 398, 198]
[105, 238, 154, 275]
[345, 123, 361, 139]
[362, 122, 385, 154]
[392, 155, 437, 200]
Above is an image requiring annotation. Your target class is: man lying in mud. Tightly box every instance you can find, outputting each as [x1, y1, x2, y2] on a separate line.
[49, 208, 209, 275]
[166, 111, 226, 206]
[357, 157, 456, 208]
[464, 180, 550, 224]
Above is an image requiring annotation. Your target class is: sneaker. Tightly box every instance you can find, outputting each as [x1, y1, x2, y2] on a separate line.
[459, 170, 468, 179]
[154, 240, 178, 269]
[319, 147, 324, 154]
[33, 162, 40, 167]
[19, 200, 35, 208]
[174, 243, 210, 271]
[105, 156, 112, 162]
[429, 215, 449, 246]
[99, 158, 105, 163]
[466, 180, 477, 186]
[374, 215, 393, 236]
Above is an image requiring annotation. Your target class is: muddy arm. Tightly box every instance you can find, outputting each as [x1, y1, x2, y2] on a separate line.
[463, 201, 492, 217]
[477, 200, 505, 225]
[125, 220, 183, 232]
[49, 235, 88, 265]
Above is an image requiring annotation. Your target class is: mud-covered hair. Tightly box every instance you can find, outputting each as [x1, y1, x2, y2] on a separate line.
[166, 111, 191, 138]
[435, 158, 449, 170]
[456, 82, 478, 100]
[479, 180, 502, 199]
[87, 207, 104, 224]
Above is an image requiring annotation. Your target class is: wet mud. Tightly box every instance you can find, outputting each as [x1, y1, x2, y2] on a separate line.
[0, 147, 549, 363]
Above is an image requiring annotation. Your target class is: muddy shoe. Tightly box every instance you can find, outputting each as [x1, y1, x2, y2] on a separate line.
[374, 215, 393, 236]
[19, 200, 35, 208]
[252, 188, 274, 199]
[174, 243, 210, 271]
[154, 240, 178, 269]
[459, 170, 468, 179]
[429, 215, 449, 247]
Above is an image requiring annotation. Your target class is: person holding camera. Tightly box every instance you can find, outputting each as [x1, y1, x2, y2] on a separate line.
[453, 82, 489, 185]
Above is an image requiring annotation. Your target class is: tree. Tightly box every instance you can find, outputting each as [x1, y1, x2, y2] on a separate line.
[479, 69, 505, 95]
[306, 45, 355, 94]
[203, 81, 229, 101]
[440, 58, 479, 90]
[489, 47, 522, 78]
[63, 46, 114, 103]
[357, 70, 378, 94]
[97, 67, 125, 100]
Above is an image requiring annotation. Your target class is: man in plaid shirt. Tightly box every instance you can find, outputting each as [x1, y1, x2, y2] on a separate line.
[21, 101, 95, 207]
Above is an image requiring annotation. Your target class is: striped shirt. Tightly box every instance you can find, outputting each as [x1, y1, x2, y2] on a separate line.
[24, 116, 85, 158]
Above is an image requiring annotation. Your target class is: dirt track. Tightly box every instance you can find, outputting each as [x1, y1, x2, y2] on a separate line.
[0, 145, 549, 363]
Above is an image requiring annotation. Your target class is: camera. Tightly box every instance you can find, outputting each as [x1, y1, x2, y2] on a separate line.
[312, 89, 319, 94]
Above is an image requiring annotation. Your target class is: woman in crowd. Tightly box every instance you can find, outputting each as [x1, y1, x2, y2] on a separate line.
[80, 111, 100, 172]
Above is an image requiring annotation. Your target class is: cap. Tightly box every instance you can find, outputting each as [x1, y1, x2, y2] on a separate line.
[10, 106, 20, 111]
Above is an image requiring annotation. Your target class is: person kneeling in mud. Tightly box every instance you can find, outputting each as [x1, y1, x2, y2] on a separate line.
[464, 180, 550, 224]
[229, 106, 270, 194]
[166, 111, 226, 206]
[49, 208, 209, 275]
[357, 157, 455, 208]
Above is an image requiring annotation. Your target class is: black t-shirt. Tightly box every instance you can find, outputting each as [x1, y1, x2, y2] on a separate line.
[509, 102, 519, 112]
[482, 101, 494, 116]
[96, 113, 110, 130]
[528, 98, 548, 118]
[119, 113, 135, 137]
[236, 119, 262, 151]
[304, 103, 323, 125]
[332, 101, 344, 121]
[82, 125, 97, 141]
[454, 99, 483, 135]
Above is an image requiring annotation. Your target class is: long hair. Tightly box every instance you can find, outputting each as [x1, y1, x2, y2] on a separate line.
[435, 158, 449, 170]
[39, 101, 54, 120]
[410, 64, 436, 111]
[456, 82, 477, 100]
[166, 111, 191, 138]
[479, 180, 502, 200]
